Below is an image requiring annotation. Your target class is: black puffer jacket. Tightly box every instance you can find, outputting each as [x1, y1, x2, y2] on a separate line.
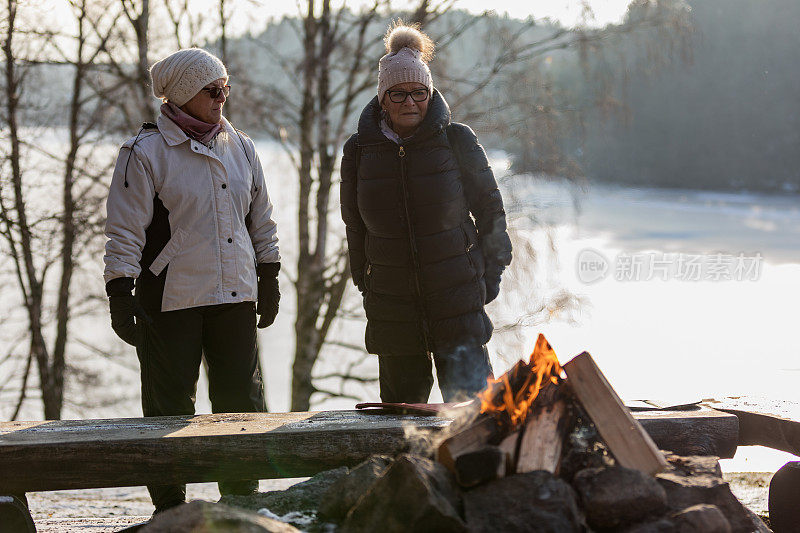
[340, 90, 512, 356]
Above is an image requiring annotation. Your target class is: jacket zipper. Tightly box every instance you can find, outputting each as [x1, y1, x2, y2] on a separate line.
[461, 224, 477, 275]
[398, 145, 433, 354]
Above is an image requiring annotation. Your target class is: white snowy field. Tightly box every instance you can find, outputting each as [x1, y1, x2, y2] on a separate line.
[2, 137, 798, 473]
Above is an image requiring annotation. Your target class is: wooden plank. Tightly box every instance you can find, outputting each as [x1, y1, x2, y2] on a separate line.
[515, 399, 570, 474]
[0, 407, 737, 494]
[0, 411, 451, 493]
[563, 352, 668, 475]
[702, 397, 800, 455]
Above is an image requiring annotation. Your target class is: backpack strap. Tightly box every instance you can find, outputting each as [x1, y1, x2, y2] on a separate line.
[123, 123, 159, 188]
[444, 124, 467, 180]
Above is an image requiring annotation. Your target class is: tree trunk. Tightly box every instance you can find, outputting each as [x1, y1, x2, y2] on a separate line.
[134, 0, 153, 121]
[49, 1, 89, 420]
[291, 0, 320, 412]
[3, 0, 59, 420]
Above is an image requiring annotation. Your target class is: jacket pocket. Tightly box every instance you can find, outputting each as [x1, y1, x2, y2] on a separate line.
[149, 227, 189, 276]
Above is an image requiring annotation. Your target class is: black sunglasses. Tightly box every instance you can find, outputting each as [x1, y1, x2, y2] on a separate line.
[201, 85, 231, 99]
[387, 88, 429, 104]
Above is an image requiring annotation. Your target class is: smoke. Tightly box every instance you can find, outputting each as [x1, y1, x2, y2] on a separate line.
[401, 400, 483, 458]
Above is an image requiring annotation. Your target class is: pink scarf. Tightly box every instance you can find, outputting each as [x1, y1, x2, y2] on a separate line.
[161, 102, 223, 145]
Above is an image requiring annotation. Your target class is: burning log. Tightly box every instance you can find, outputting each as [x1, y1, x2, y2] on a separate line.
[438, 335, 574, 482]
[437, 416, 501, 472]
[563, 352, 668, 475]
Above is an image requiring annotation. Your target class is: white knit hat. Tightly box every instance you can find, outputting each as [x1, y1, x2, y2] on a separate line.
[150, 48, 228, 107]
[378, 24, 434, 104]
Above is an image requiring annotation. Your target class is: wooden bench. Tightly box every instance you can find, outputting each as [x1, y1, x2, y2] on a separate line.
[0, 408, 739, 530]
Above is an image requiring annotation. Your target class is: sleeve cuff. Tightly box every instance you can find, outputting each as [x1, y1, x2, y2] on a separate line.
[106, 277, 135, 296]
[257, 262, 281, 279]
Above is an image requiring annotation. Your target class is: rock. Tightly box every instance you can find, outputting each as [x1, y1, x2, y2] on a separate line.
[341, 454, 465, 533]
[318, 455, 393, 521]
[740, 506, 772, 533]
[573, 466, 668, 530]
[464, 470, 582, 533]
[140, 501, 300, 532]
[220, 466, 349, 515]
[768, 461, 800, 533]
[656, 454, 758, 533]
[671, 504, 731, 533]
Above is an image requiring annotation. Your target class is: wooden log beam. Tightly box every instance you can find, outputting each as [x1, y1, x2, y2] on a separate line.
[701, 397, 800, 455]
[0, 411, 450, 493]
[0, 407, 738, 494]
[636, 407, 738, 459]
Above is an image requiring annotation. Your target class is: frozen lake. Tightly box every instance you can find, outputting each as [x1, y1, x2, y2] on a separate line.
[492, 175, 800, 472]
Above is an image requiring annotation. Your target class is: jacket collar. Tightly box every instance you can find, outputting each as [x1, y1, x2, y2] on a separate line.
[356, 89, 451, 146]
[156, 113, 236, 146]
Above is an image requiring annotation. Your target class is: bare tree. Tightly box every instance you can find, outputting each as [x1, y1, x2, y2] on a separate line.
[0, 0, 122, 419]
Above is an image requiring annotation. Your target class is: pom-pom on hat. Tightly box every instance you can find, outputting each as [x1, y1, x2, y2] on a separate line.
[150, 48, 228, 107]
[378, 22, 434, 104]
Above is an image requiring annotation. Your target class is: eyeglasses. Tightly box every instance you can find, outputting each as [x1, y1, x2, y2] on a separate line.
[387, 88, 429, 104]
[201, 85, 231, 99]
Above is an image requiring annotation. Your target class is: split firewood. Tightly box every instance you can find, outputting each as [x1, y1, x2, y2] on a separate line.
[563, 352, 668, 475]
[515, 398, 571, 474]
[495, 383, 573, 475]
[437, 415, 500, 471]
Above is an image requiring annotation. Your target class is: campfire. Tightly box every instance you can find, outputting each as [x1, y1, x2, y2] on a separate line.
[438, 334, 666, 487]
[310, 335, 764, 532]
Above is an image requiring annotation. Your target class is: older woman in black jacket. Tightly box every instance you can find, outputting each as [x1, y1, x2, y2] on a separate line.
[340, 23, 512, 403]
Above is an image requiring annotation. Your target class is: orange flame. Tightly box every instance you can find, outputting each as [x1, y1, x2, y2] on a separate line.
[477, 334, 563, 430]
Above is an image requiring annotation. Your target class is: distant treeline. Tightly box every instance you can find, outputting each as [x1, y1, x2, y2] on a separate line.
[15, 0, 796, 192]
[577, 0, 800, 192]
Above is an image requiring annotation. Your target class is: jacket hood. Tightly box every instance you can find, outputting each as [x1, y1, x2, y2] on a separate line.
[356, 89, 451, 145]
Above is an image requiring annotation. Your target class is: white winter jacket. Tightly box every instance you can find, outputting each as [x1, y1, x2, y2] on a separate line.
[104, 114, 280, 312]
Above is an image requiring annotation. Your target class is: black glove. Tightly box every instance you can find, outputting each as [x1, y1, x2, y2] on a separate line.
[106, 277, 149, 346]
[256, 262, 280, 328]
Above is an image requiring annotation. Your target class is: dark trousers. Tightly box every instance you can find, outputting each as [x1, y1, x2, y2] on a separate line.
[378, 344, 493, 403]
[136, 301, 265, 508]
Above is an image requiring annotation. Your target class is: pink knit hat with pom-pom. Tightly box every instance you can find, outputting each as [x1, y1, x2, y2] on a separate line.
[377, 23, 434, 103]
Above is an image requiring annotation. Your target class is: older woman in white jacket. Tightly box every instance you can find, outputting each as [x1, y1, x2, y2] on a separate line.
[103, 48, 279, 513]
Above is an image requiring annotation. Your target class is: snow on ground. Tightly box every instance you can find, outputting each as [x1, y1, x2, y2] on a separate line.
[27, 479, 307, 532]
